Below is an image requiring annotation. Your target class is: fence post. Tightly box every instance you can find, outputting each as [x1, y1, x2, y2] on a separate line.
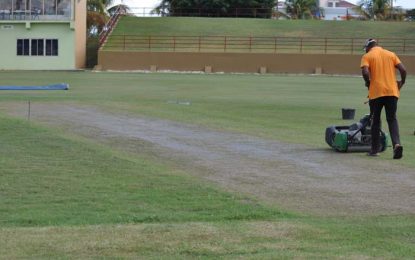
[274, 37, 277, 53]
[351, 38, 354, 54]
[249, 36, 252, 52]
[403, 39, 406, 54]
[224, 36, 227, 52]
[173, 36, 176, 52]
[28, 100, 31, 121]
[324, 38, 327, 54]
[148, 35, 151, 50]
[123, 34, 126, 51]
[300, 38, 303, 53]
[198, 36, 201, 52]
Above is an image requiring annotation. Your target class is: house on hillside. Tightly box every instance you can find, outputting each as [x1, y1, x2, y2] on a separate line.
[0, 0, 86, 70]
[319, 0, 360, 20]
[272, 1, 291, 19]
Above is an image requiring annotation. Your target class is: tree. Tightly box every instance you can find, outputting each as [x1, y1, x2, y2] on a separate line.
[86, 0, 114, 68]
[373, 0, 390, 19]
[356, 0, 385, 20]
[406, 9, 415, 21]
[87, 0, 113, 35]
[356, 0, 404, 20]
[88, 0, 113, 13]
[285, 0, 319, 19]
[155, 0, 275, 18]
[108, 4, 131, 16]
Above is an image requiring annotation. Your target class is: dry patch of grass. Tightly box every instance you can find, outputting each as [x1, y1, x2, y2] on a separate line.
[2, 219, 414, 258]
[0, 221, 303, 258]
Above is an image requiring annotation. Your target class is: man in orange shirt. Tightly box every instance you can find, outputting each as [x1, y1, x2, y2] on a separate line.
[361, 39, 407, 159]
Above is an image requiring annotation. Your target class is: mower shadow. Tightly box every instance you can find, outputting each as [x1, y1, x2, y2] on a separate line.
[304, 147, 368, 155]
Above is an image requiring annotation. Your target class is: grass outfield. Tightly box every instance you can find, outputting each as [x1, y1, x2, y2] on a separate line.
[1, 71, 414, 162]
[0, 71, 414, 258]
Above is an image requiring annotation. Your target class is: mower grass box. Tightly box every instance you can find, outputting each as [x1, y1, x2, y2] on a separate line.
[325, 115, 389, 152]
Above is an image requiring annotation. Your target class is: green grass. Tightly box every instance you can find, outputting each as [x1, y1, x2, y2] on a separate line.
[1, 71, 413, 165]
[105, 17, 415, 53]
[0, 116, 280, 227]
[0, 71, 414, 258]
[113, 17, 415, 38]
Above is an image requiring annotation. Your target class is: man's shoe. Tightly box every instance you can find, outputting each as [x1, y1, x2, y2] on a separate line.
[393, 145, 403, 159]
[367, 151, 379, 157]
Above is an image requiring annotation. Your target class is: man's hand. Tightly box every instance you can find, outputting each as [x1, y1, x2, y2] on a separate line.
[397, 80, 404, 90]
[361, 66, 370, 89]
[396, 63, 406, 90]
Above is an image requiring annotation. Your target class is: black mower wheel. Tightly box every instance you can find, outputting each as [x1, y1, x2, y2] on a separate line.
[325, 126, 337, 146]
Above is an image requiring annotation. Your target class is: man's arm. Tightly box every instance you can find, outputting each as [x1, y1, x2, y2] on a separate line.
[396, 63, 407, 90]
[361, 66, 370, 88]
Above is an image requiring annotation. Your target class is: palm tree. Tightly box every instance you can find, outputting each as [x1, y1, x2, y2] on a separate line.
[356, 0, 403, 20]
[87, 0, 114, 35]
[88, 0, 113, 14]
[285, 0, 318, 19]
[108, 4, 131, 16]
[86, 0, 115, 68]
[154, 0, 274, 17]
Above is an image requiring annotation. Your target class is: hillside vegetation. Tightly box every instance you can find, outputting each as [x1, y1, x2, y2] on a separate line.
[112, 16, 415, 38]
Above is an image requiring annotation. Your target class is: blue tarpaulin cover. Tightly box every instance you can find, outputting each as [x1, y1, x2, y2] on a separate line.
[0, 83, 69, 90]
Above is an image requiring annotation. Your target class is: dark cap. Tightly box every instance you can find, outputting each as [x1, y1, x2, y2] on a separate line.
[364, 38, 377, 49]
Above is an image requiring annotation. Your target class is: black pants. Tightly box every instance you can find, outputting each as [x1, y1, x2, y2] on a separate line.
[369, 96, 401, 152]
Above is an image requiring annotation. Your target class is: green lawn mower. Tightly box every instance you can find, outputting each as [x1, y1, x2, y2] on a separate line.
[325, 114, 389, 152]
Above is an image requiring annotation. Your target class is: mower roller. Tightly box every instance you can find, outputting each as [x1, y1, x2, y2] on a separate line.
[325, 114, 389, 152]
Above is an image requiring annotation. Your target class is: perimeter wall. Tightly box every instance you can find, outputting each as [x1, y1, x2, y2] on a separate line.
[97, 51, 415, 75]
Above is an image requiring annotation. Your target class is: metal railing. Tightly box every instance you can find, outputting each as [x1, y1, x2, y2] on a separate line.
[103, 35, 415, 55]
[99, 7, 123, 46]
[113, 6, 413, 19]
[0, 9, 71, 20]
[0, 0, 72, 21]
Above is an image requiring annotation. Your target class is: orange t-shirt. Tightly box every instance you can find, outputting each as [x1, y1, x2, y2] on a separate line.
[360, 46, 401, 99]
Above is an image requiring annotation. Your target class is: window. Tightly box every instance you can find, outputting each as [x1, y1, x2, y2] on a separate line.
[16, 38, 58, 56]
[17, 39, 29, 56]
[31, 39, 44, 56]
[45, 39, 58, 56]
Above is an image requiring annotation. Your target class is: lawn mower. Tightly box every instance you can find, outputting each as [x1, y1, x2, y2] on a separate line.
[325, 114, 389, 152]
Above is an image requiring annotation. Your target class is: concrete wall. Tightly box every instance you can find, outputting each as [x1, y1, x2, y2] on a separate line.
[98, 51, 415, 75]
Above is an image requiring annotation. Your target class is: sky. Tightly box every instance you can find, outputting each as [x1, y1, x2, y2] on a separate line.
[349, 0, 414, 9]
[113, 0, 415, 9]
